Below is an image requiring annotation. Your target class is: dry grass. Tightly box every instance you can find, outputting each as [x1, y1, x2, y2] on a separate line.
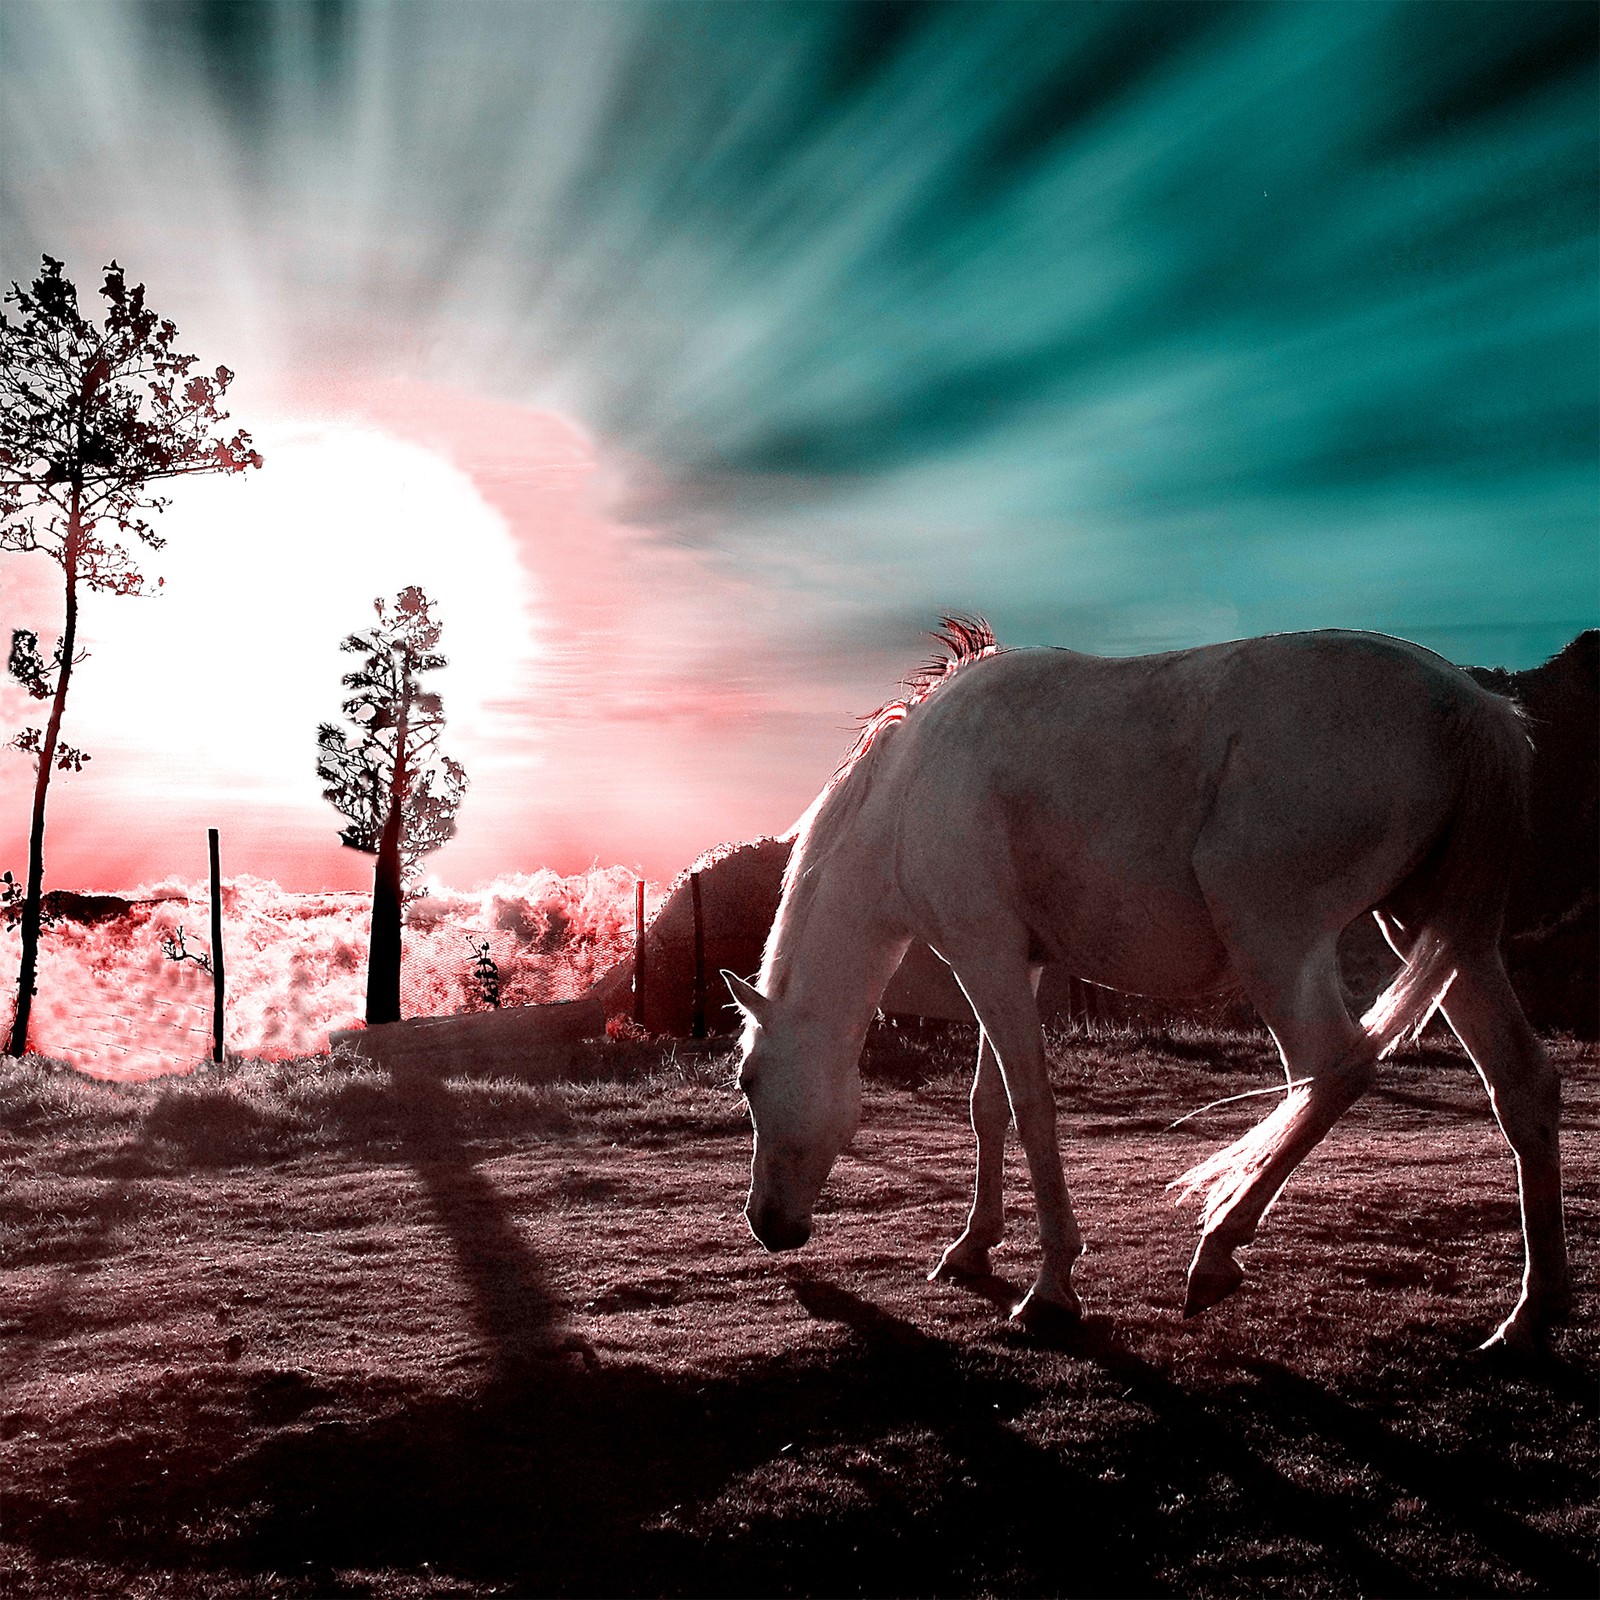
[0, 1023, 1593, 1597]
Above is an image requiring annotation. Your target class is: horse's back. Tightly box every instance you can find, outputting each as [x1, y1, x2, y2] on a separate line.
[885, 631, 1520, 998]
[1204, 631, 1500, 858]
[887, 641, 1234, 992]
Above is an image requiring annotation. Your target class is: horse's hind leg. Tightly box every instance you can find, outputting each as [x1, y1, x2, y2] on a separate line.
[1178, 940, 1378, 1315]
[1438, 950, 1569, 1351]
[931, 1029, 1010, 1281]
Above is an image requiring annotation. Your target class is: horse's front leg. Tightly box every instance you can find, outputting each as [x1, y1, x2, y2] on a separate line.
[931, 1028, 1009, 1281]
[954, 961, 1082, 1326]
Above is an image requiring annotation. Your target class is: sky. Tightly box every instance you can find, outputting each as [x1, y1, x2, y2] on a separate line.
[0, 0, 1596, 893]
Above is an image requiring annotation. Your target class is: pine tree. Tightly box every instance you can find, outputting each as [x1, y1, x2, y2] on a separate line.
[316, 587, 466, 1025]
[0, 256, 260, 1056]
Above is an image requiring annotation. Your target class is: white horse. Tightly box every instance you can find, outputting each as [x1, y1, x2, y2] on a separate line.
[725, 622, 1568, 1352]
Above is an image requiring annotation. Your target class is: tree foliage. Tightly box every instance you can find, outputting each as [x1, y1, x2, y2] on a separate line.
[317, 587, 466, 1026]
[0, 254, 261, 578]
[0, 254, 262, 768]
[315, 586, 466, 890]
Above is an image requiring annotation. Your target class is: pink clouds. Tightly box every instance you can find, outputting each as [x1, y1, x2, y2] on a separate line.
[6, 868, 655, 1079]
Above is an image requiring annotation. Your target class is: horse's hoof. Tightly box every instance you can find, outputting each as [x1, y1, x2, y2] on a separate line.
[1183, 1253, 1244, 1318]
[930, 1244, 990, 1283]
[1478, 1310, 1551, 1360]
[1008, 1288, 1083, 1336]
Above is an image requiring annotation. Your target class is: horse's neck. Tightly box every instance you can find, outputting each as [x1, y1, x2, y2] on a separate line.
[771, 849, 909, 1031]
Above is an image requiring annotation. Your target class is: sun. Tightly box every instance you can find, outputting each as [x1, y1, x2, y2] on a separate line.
[58, 418, 536, 825]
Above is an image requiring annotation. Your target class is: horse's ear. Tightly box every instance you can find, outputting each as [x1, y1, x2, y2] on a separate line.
[722, 970, 771, 1027]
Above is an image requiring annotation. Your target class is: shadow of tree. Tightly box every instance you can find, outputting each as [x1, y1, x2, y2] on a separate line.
[386, 1063, 573, 1377]
[0, 1113, 166, 1394]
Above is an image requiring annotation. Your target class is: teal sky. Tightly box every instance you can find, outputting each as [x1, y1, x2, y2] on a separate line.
[0, 1, 1596, 882]
[4, 0, 1594, 661]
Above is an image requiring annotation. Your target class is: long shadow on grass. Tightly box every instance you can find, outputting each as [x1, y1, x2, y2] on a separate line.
[834, 1278, 1431, 1597]
[1243, 1356, 1596, 1597]
[387, 1064, 571, 1376]
[943, 1264, 1597, 1596]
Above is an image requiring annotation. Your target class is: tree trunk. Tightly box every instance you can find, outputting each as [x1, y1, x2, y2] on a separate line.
[364, 676, 411, 1027]
[365, 817, 404, 1026]
[8, 527, 78, 1057]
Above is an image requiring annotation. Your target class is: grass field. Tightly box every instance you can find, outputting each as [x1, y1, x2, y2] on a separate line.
[0, 1023, 1593, 1597]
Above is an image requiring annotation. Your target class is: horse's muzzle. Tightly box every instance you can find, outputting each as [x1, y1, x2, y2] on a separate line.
[746, 1203, 812, 1252]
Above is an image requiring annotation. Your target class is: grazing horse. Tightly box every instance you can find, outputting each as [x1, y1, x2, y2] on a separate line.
[725, 622, 1568, 1352]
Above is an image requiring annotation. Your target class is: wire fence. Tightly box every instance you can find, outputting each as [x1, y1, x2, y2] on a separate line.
[3, 871, 1279, 1079]
[72, 995, 215, 1079]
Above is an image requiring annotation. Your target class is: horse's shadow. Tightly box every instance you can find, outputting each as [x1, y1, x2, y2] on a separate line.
[904, 1265, 1593, 1597]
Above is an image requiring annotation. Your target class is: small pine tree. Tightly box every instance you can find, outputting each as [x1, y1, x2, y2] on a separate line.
[316, 587, 466, 1025]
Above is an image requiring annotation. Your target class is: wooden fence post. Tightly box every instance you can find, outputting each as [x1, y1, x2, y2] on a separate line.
[208, 828, 225, 1064]
[690, 870, 706, 1040]
[632, 880, 646, 1027]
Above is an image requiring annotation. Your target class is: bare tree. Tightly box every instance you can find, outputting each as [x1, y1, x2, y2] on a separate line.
[316, 587, 466, 1026]
[0, 256, 260, 1056]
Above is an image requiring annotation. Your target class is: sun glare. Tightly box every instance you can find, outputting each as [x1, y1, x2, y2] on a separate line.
[61, 420, 536, 816]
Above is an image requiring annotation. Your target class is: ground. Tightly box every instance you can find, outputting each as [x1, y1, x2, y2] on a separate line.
[0, 1023, 1593, 1598]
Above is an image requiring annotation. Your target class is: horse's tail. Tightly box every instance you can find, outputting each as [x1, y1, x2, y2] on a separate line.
[1360, 685, 1531, 1058]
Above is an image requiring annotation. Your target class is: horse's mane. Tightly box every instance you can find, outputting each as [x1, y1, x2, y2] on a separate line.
[842, 614, 1001, 778]
[758, 616, 1001, 994]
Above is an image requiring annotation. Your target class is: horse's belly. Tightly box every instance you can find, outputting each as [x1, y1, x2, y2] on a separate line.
[1029, 868, 1230, 999]
[1008, 821, 1231, 999]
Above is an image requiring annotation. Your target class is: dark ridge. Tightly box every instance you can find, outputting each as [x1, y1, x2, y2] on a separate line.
[40, 890, 134, 926]
[1466, 629, 1598, 1037]
[1466, 629, 1598, 929]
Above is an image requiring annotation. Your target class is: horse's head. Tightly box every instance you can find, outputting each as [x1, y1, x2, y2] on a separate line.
[725, 969, 862, 1251]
